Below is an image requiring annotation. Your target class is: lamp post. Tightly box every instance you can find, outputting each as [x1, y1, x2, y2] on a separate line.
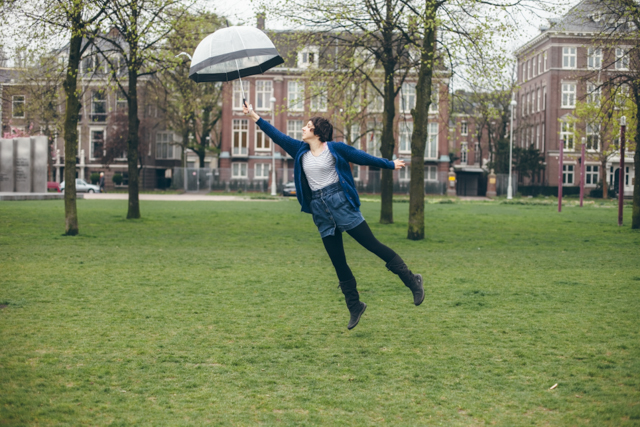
[618, 115, 626, 226]
[507, 95, 517, 200]
[270, 96, 277, 196]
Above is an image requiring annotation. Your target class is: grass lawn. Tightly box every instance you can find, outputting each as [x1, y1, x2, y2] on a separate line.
[1, 198, 639, 426]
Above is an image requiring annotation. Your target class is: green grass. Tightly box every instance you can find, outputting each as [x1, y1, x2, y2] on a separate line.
[1, 199, 639, 426]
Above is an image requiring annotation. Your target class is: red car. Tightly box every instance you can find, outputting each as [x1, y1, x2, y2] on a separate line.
[47, 182, 61, 192]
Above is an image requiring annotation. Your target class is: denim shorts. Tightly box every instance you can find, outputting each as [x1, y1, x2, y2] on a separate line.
[310, 182, 365, 238]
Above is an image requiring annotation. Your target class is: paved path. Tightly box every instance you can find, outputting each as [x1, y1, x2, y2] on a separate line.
[82, 193, 280, 201]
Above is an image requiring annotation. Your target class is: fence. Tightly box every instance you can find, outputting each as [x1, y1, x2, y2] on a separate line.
[170, 167, 450, 195]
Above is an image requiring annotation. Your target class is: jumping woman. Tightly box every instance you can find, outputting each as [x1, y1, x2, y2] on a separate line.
[243, 103, 424, 330]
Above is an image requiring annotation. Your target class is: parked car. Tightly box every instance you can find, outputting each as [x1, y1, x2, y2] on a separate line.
[47, 181, 61, 192]
[60, 179, 101, 193]
[282, 182, 296, 197]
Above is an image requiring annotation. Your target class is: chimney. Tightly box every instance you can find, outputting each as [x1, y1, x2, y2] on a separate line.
[257, 13, 265, 30]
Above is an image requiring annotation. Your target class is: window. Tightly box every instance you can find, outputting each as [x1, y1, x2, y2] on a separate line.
[615, 84, 630, 109]
[474, 142, 481, 164]
[310, 82, 327, 112]
[537, 88, 541, 112]
[156, 132, 176, 159]
[521, 94, 526, 117]
[542, 123, 545, 152]
[399, 121, 413, 153]
[543, 86, 547, 110]
[543, 51, 547, 70]
[562, 47, 576, 68]
[366, 122, 381, 157]
[255, 121, 271, 151]
[426, 122, 438, 159]
[298, 46, 319, 68]
[116, 90, 127, 112]
[254, 163, 270, 179]
[526, 93, 531, 115]
[536, 125, 540, 149]
[91, 90, 107, 122]
[561, 83, 576, 108]
[400, 83, 416, 113]
[345, 84, 361, 109]
[232, 119, 248, 155]
[367, 86, 384, 113]
[425, 165, 437, 181]
[287, 80, 305, 112]
[90, 128, 105, 160]
[562, 164, 575, 185]
[587, 83, 601, 104]
[460, 143, 468, 164]
[588, 48, 602, 69]
[528, 60, 532, 79]
[232, 81, 250, 110]
[430, 85, 439, 113]
[12, 95, 25, 118]
[615, 48, 629, 70]
[287, 120, 303, 140]
[538, 54, 542, 75]
[232, 162, 248, 179]
[460, 121, 468, 135]
[352, 164, 360, 180]
[349, 124, 361, 147]
[585, 165, 599, 185]
[255, 80, 273, 111]
[560, 122, 575, 150]
[398, 166, 410, 181]
[586, 123, 600, 151]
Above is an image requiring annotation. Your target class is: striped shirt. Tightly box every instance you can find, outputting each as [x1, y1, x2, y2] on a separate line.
[302, 147, 340, 191]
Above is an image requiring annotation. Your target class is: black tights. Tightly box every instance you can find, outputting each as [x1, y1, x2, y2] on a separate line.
[321, 221, 397, 282]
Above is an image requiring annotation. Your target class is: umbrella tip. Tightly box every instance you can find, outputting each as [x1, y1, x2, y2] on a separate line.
[176, 52, 192, 61]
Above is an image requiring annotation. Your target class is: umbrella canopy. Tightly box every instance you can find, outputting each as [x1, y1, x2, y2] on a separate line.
[189, 26, 284, 83]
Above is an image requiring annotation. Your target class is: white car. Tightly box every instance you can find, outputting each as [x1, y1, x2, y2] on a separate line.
[60, 179, 101, 193]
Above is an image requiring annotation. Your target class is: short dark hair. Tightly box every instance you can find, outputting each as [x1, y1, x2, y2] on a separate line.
[309, 116, 333, 142]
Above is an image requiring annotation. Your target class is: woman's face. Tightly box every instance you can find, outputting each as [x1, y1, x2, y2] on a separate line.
[302, 121, 317, 143]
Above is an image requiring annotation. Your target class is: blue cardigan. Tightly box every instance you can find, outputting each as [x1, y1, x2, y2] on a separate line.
[256, 118, 395, 214]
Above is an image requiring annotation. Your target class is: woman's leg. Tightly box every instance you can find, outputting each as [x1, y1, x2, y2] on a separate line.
[321, 231, 354, 282]
[345, 221, 397, 263]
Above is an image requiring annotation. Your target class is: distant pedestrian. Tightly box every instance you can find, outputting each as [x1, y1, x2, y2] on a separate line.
[99, 172, 106, 193]
[243, 102, 424, 330]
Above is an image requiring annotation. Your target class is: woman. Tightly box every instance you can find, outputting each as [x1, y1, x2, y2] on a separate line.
[243, 103, 423, 330]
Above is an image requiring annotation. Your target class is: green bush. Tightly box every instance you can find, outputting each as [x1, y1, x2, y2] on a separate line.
[112, 173, 123, 186]
[89, 172, 100, 185]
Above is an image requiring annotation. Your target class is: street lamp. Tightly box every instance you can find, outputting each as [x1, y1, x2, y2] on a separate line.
[507, 95, 517, 200]
[270, 96, 277, 196]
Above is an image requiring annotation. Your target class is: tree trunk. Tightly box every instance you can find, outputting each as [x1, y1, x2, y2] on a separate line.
[633, 98, 640, 228]
[407, 4, 437, 241]
[601, 158, 608, 199]
[379, 64, 396, 224]
[127, 66, 141, 219]
[62, 28, 82, 236]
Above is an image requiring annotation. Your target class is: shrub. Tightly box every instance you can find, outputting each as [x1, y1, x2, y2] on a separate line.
[89, 172, 100, 185]
[112, 174, 123, 186]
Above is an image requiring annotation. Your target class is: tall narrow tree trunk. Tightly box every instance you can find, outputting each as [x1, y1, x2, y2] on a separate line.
[601, 159, 608, 199]
[632, 95, 640, 228]
[407, 2, 437, 241]
[127, 66, 141, 219]
[380, 67, 396, 224]
[62, 28, 83, 235]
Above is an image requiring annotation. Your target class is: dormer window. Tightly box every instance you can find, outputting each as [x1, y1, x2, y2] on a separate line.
[298, 47, 319, 68]
[592, 12, 601, 22]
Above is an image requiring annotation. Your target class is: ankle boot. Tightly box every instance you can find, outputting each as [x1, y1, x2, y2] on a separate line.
[339, 277, 367, 330]
[386, 255, 424, 306]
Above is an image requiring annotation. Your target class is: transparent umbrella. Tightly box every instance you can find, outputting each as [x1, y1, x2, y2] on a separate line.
[187, 26, 284, 102]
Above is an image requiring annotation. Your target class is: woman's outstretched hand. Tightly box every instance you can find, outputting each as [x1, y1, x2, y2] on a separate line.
[243, 102, 260, 122]
[393, 159, 406, 170]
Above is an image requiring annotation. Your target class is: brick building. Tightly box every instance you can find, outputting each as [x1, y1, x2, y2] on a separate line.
[514, 0, 635, 196]
[217, 21, 452, 194]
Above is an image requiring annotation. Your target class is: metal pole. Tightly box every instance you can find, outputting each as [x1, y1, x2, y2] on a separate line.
[558, 139, 564, 213]
[508, 96, 516, 199]
[580, 137, 586, 207]
[618, 116, 626, 226]
[270, 96, 277, 196]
